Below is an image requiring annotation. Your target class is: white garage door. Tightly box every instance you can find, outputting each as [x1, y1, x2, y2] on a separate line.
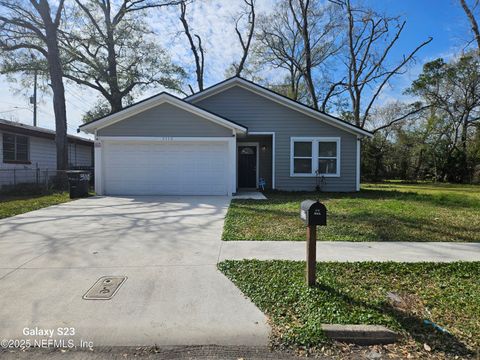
[102, 141, 229, 195]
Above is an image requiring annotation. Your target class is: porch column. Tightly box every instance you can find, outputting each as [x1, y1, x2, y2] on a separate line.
[228, 136, 236, 195]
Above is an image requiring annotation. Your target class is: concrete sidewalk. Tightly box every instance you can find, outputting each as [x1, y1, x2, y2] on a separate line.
[219, 241, 480, 262]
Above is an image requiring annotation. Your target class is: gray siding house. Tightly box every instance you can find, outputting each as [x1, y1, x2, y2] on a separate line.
[80, 77, 372, 196]
[0, 119, 93, 187]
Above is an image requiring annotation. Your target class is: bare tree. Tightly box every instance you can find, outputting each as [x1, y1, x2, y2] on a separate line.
[255, 0, 339, 106]
[289, 0, 317, 107]
[329, 0, 432, 128]
[60, 0, 185, 119]
[179, 0, 204, 93]
[255, 3, 304, 101]
[288, 0, 340, 109]
[233, 0, 255, 76]
[0, 0, 69, 170]
[459, 0, 480, 53]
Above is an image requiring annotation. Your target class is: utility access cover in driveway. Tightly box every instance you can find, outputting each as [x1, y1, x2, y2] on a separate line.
[83, 276, 127, 300]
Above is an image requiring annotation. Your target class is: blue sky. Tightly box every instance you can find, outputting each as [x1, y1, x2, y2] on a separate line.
[367, 0, 469, 60]
[0, 0, 474, 136]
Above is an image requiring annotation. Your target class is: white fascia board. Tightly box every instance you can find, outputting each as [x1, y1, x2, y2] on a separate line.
[187, 78, 373, 138]
[80, 93, 247, 134]
[97, 136, 234, 142]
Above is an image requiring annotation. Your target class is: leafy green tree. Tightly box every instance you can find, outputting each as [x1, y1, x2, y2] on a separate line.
[61, 0, 186, 119]
[407, 53, 480, 182]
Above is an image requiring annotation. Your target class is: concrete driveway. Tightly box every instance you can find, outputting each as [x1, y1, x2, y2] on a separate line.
[0, 196, 269, 347]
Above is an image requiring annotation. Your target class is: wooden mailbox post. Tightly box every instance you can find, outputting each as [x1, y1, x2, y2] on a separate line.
[300, 200, 327, 286]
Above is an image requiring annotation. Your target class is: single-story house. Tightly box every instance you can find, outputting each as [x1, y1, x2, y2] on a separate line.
[0, 119, 93, 187]
[79, 77, 373, 196]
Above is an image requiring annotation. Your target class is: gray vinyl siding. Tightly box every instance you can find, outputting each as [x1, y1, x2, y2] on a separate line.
[193, 86, 358, 192]
[97, 103, 232, 137]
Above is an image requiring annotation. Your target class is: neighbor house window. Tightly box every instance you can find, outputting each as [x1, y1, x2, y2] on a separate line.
[2, 133, 29, 163]
[290, 137, 340, 177]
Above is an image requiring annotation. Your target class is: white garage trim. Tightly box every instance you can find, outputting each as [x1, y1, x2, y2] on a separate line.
[97, 136, 234, 142]
[95, 136, 235, 196]
[94, 141, 104, 195]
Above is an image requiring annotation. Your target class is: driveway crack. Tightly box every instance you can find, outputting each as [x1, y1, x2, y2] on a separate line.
[0, 249, 51, 282]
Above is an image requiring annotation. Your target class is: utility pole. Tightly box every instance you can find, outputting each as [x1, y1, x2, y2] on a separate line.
[30, 54, 38, 127]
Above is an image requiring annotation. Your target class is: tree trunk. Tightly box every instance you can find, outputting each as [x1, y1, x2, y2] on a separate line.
[460, 118, 469, 182]
[289, 0, 318, 109]
[38, 1, 68, 170]
[104, 2, 123, 113]
[299, 3, 318, 109]
[109, 96, 123, 113]
[459, 0, 480, 54]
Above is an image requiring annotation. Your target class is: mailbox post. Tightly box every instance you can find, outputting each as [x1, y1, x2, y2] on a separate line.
[300, 200, 327, 286]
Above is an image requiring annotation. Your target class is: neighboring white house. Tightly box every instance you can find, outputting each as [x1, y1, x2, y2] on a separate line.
[0, 119, 93, 187]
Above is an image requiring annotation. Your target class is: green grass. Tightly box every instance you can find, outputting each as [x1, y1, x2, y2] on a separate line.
[0, 192, 71, 219]
[218, 260, 480, 356]
[223, 182, 480, 241]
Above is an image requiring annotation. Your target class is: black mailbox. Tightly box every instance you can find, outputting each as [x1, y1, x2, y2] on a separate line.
[300, 200, 327, 226]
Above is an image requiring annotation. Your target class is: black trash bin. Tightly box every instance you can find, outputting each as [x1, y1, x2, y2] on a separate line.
[67, 170, 90, 199]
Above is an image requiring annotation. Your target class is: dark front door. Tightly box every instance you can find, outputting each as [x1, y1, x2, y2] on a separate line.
[238, 145, 257, 188]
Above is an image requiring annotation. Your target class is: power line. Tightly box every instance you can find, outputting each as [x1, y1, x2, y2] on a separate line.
[64, 84, 95, 111]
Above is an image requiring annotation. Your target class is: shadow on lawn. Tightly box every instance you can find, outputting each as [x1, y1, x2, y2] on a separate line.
[314, 282, 473, 357]
[256, 188, 480, 210]
[231, 201, 478, 242]
[230, 188, 480, 241]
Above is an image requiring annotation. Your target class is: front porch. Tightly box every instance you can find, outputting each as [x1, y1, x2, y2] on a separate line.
[236, 133, 274, 191]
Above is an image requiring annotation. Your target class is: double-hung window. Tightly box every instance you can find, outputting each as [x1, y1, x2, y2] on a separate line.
[2, 133, 30, 163]
[291, 137, 340, 177]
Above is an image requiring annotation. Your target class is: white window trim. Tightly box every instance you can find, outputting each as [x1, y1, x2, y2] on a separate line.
[290, 137, 341, 177]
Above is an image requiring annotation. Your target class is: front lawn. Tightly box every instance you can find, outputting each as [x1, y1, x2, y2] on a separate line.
[218, 260, 479, 357]
[0, 192, 71, 219]
[223, 182, 480, 241]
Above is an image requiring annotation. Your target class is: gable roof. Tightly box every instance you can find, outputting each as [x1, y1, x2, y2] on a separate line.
[79, 92, 248, 134]
[0, 119, 93, 146]
[186, 77, 373, 138]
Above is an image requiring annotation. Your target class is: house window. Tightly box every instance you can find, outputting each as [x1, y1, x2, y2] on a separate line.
[293, 141, 312, 174]
[2, 133, 29, 163]
[290, 137, 340, 177]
